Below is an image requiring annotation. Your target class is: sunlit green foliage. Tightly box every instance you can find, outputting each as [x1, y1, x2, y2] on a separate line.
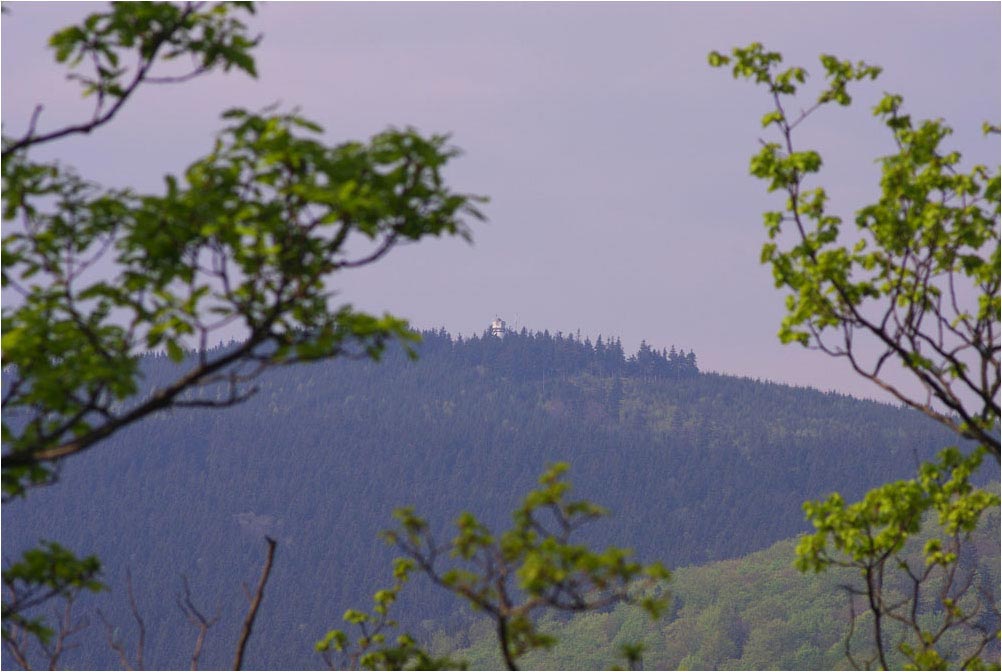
[322, 463, 670, 670]
[316, 558, 466, 671]
[711, 43, 1000, 670]
[797, 448, 999, 670]
[708, 43, 999, 458]
[442, 516, 998, 670]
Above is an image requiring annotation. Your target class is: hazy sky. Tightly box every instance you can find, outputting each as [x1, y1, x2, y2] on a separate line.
[3, 2, 999, 401]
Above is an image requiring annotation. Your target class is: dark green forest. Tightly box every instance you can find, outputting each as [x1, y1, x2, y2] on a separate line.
[1, 328, 991, 669]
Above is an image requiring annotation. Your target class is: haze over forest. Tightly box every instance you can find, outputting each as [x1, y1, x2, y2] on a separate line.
[4, 2, 999, 400]
[5, 331, 996, 669]
[2, 3, 999, 672]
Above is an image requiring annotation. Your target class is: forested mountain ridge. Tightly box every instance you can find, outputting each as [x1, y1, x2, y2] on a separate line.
[1, 328, 980, 670]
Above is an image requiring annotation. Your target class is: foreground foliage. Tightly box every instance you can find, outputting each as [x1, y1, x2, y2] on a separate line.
[319, 463, 670, 670]
[442, 513, 998, 670]
[797, 449, 999, 669]
[711, 43, 1000, 669]
[2, 1, 484, 499]
[709, 43, 999, 457]
[2, 1, 483, 656]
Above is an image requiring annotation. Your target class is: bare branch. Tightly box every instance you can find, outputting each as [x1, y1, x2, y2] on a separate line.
[40, 595, 89, 671]
[96, 570, 146, 671]
[232, 537, 276, 671]
[177, 575, 220, 671]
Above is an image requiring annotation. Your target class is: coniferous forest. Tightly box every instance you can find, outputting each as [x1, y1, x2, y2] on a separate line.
[4, 328, 993, 669]
[3, 6, 999, 670]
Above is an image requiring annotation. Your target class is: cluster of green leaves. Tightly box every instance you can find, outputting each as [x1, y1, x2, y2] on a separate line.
[709, 43, 1000, 458]
[2, 106, 483, 497]
[323, 463, 670, 671]
[797, 447, 1000, 669]
[316, 557, 467, 671]
[4, 2, 259, 157]
[2, 3, 266, 657]
[2, 3, 486, 500]
[1, 542, 102, 646]
[710, 43, 1000, 671]
[2, 2, 485, 659]
[50, 1, 257, 84]
[445, 514, 998, 670]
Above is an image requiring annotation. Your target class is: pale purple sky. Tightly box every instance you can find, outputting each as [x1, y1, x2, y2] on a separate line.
[3, 2, 1000, 401]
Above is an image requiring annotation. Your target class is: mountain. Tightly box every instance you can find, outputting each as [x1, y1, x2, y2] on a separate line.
[2, 328, 982, 669]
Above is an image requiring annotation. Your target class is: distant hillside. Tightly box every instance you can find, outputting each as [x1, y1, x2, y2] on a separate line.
[450, 507, 1000, 670]
[2, 328, 981, 669]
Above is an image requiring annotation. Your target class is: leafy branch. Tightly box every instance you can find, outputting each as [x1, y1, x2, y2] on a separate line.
[2, 109, 485, 499]
[2, 2, 259, 158]
[796, 448, 999, 669]
[709, 44, 1000, 460]
[321, 463, 671, 671]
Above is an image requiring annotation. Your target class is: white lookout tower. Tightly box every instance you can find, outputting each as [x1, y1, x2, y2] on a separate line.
[490, 316, 507, 338]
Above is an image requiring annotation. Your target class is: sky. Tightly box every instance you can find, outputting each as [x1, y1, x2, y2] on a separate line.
[2, 2, 1000, 402]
